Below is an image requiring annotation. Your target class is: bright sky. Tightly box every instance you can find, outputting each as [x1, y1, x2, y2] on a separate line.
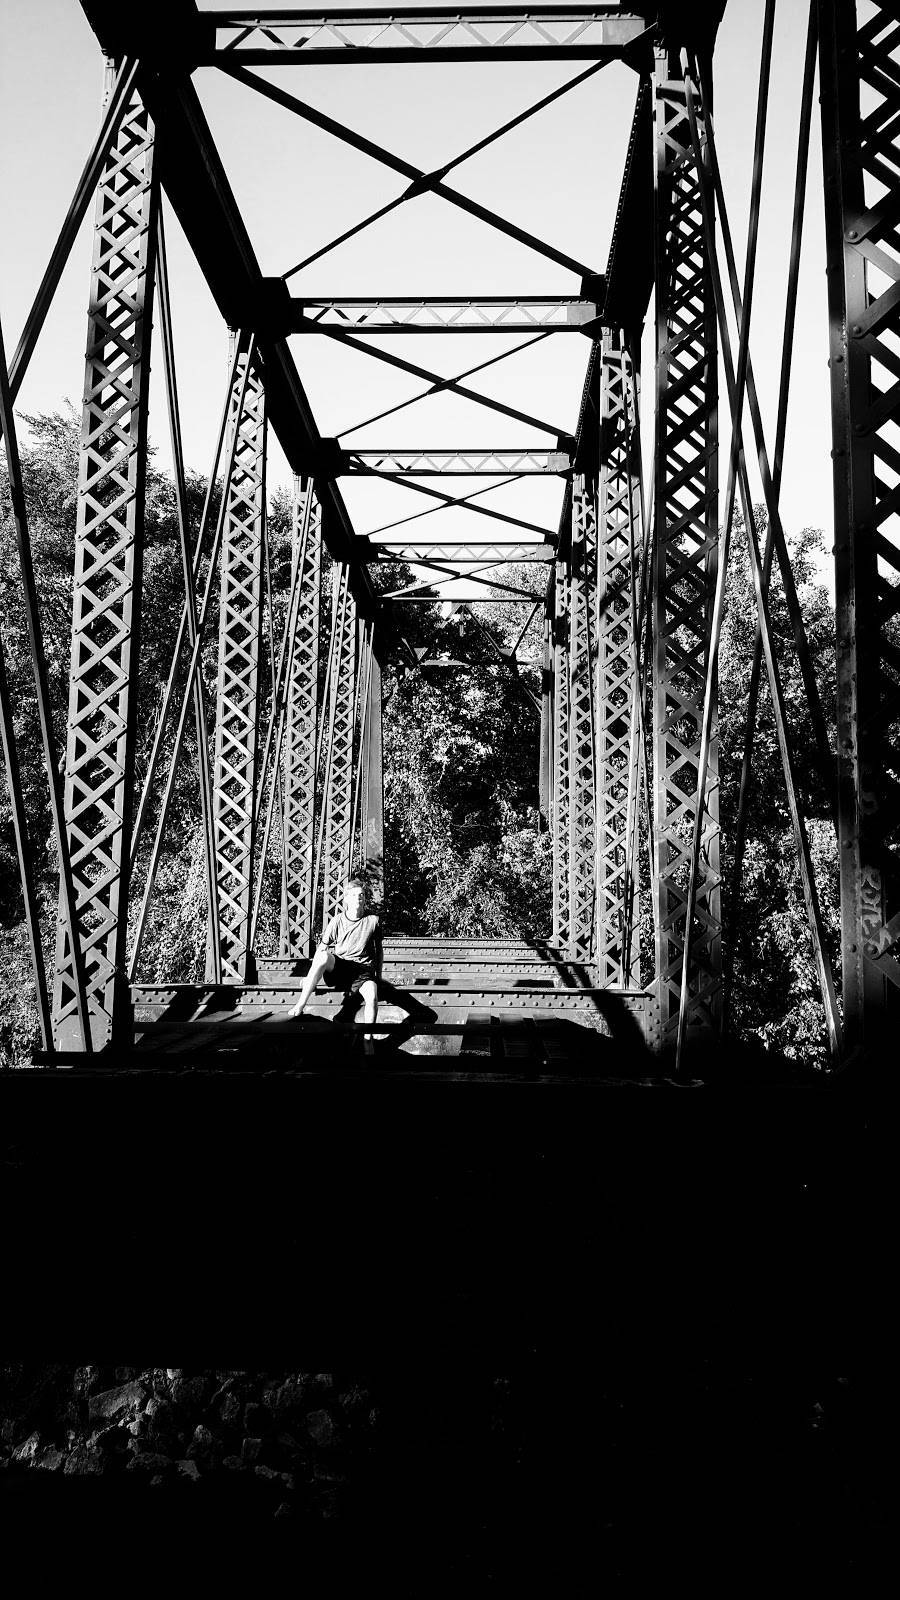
[0, 1, 833, 571]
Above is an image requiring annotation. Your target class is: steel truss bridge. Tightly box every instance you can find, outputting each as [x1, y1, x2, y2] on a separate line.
[0, 0, 898, 1073]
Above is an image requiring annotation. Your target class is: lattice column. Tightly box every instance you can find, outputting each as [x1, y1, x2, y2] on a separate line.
[359, 649, 384, 904]
[820, 0, 900, 1051]
[280, 480, 322, 956]
[597, 333, 642, 987]
[539, 603, 552, 828]
[321, 565, 357, 924]
[209, 339, 265, 982]
[52, 86, 158, 1050]
[652, 47, 721, 1038]
[551, 552, 571, 948]
[567, 474, 599, 963]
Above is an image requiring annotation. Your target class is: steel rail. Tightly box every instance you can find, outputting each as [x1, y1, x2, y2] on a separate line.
[256, 501, 290, 931]
[725, 0, 818, 1025]
[676, 5, 774, 1072]
[337, 331, 553, 440]
[5, 56, 140, 417]
[154, 210, 222, 983]
[0, 311, 92, 1052]
[130, 340, 242, 875]
[383, 563, 540, 599]
[681, 49, 842, 1063]
[127, 339, 256, 982]
[0, 633, 52, 1050]
[221, 64, 598, 281]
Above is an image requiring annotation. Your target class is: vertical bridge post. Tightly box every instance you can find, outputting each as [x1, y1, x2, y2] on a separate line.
[597, 330, 642, 987]
[53, 76, 158, 1050]
[567, 473, 599, 964]
[209, 335, 265, 982]
[652, 44, 721, 1041]
[280, 478, 322, 956]
[321, 560, 358, 925]
[820, 0, 900, 1054]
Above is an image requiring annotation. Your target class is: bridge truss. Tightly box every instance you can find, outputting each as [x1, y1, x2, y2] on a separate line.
[0, 1, 898, 1066]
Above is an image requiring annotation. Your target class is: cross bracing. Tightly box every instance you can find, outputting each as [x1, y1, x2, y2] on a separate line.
[1, 0, 898, 1071]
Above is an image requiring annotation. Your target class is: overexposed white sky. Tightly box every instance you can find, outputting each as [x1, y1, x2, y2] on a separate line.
[0, 1, 833, 567]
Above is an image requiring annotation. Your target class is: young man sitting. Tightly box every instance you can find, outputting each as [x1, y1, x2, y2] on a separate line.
[288, 876, 382, 1033]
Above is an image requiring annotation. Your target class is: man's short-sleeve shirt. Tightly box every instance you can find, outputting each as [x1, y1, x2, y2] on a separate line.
[319, 911, 382, 966]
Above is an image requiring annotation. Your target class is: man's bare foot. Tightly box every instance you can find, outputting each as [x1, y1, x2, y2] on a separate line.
[288, 1001, 305, 1019]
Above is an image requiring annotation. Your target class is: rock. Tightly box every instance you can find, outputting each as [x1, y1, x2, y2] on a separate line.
[186, 1424, 222, 1470]
[144, 1397, 179, 1453]
[241, 1437, 262, 1464]
[64, 1445, 105, 1476]
[219, 1393, 241, 1427]
[311, 1375, 334, 1394]
[272, 1377, 306, 1414]
[177, 1459, 201, 1481]
[254, 1464, 280, 1482]
[222, 1455, 243, 1471]
[36, 1448, 66, 1472]
[273, 1501, 292, 1521]
[338, 1386, 369, 1414]
[90, 1424, 128, 1454]
[88, 1380, 146, 1424]
[114, 1368, 138, 1383]
[126, 1452, 173, 1475]
[243, 1403, 267, 1434]
[165, 1370, 181, 1381]
[13, 1431, 41, 1465]
[171, 1374, 212, 1409]
[305, 1410, 334, 1446]
[73, 1366, 103, 1396]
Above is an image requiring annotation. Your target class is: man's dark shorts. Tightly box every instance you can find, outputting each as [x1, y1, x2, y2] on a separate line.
[324, 956, 377, 994]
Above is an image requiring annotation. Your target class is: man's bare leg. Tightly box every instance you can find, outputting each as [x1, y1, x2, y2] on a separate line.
[358, 979, 378, 1055]
[288, 949, 335, 1018]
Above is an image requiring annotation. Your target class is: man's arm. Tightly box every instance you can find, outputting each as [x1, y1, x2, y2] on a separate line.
[318, 914, 339, 951]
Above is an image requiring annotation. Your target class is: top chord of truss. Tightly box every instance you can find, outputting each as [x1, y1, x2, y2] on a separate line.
[204, 8, 649, 63]
[367, 540, 553, 560]
[293, 297, 600, 333]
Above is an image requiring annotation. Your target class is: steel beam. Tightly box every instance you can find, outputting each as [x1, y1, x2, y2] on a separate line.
[293, 298, 598, 333]
[820, 0, 900, 1050]
[205, 9, 650, 64]
[566, 474, 599, 961]
[369, 540, 552, 562]
[550, 552, 571, 948]
[651, 45, 721, 1040]
[321, 565, 358, 925]
[52, 84, 158, 1051]
[596, 333, 641, 986]
[280, 483, 323, 956]
[360, 652, 385, 903]
[343, 449, 571, 475]
[210, 339, 266, 982]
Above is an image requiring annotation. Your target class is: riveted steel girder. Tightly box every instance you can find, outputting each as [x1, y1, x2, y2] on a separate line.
[52, 85, 158, 1051]
[204, 9, 651, 64]
[567, 475, 599, 962]
[820, 0, 900, 1049]
[551, 549, 571, 948]
[293, 297, 598, 332]
[280, 481, 323, 956]
[596, 333, 641, 987]
[343, 449, 571, 475]
[321, 566, 358, 924]
[651, 47, 721, 1039]
[209, 340, 266, 982]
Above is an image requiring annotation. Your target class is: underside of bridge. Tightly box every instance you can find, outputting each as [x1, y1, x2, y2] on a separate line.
[1, 0, 899, 1075]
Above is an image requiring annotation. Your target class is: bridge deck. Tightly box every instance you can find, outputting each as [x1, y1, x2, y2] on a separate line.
[131, 942, 658, 1066]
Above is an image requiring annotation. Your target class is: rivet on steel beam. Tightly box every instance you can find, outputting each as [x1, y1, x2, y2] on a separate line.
[850, 326, 863, 337]
[846, 229, 859, 240]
